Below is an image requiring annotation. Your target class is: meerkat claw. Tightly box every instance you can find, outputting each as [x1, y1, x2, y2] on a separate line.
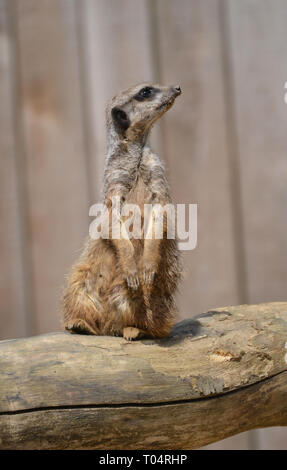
[149, 271, 155, 283]
[142, 269, 155, 285]
[126, 275, 139, 290]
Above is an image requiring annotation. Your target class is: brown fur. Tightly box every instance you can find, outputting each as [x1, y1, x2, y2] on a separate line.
[61, 83, 182, 340]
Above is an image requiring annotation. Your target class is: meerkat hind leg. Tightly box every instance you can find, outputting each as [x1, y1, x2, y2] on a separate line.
[123, 327, 145, 341]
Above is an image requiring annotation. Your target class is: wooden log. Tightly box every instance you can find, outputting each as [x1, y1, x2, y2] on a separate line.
[0, 302, 287, 450]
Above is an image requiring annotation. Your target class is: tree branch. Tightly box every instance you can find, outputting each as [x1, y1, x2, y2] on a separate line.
[0, 302, 287, 449]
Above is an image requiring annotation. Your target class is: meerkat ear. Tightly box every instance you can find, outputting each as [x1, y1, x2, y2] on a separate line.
[111, 106, 130, 132]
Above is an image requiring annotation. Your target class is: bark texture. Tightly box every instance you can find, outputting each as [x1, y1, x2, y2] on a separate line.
[0, 302, 287, 449]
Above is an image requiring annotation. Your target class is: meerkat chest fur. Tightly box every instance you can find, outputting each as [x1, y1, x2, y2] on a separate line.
[104, 142, 169, 210]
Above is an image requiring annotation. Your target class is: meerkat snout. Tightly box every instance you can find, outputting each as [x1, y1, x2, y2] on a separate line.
[173, 85, 182, 95]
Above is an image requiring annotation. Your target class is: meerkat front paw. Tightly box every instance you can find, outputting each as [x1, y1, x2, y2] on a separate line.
[142, 268, 155, 285]
[126, 274, 140, 290]
[123, 266, 140, 290]
[123, 327, 143, 341]
[140, 262, 157, 286]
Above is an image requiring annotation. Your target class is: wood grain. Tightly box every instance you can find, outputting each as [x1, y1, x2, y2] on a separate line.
[227, 0, 287, 303]
[13, 0, 90, 334]
[0, 0, 28, 339]
[227, 0, 287, 448]
[0, 302, 286, 449]
[155, 0, 240, 317]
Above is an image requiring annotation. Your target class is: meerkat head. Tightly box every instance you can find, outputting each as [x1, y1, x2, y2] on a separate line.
[107, 83, 181, 142]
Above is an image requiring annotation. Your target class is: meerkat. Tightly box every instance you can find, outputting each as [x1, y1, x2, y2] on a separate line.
[62, 83, 182, 340]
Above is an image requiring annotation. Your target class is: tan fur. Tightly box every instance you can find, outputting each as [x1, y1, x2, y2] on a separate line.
[61, 83, 182, 340]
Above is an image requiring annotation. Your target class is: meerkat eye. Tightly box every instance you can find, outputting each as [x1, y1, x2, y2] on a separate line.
[135, 86, 154, 101]
[140, 87, 153, 98]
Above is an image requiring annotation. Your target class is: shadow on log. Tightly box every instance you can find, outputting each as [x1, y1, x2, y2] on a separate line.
[0, 302, 287, 449]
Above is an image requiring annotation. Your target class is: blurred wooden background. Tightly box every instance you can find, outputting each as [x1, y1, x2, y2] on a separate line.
[0, 0, 287, 449]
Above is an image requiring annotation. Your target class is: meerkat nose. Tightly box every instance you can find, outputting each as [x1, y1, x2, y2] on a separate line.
[173, 85, 181, 95]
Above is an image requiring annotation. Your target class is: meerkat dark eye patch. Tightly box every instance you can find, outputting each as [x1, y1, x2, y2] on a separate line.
[134, 86, 158, 101]
[111, 106, 130, 132]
